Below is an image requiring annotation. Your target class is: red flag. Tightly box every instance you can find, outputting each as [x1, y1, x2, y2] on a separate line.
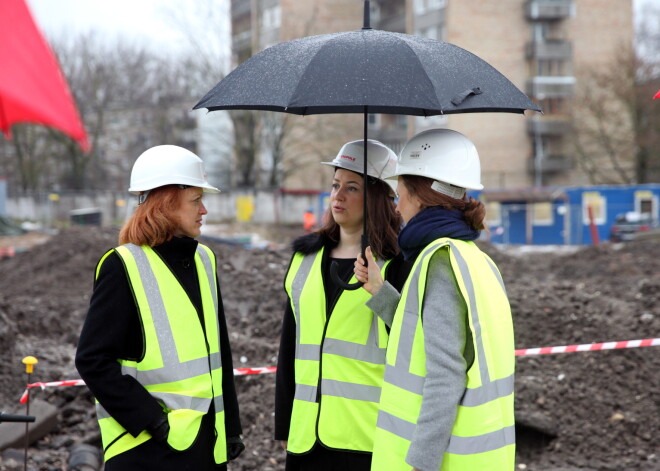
[654, 90, 660, 100]
[0, 0, 90, 152]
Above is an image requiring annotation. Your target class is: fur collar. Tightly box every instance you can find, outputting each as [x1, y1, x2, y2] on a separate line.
[291, 232, 336, 255]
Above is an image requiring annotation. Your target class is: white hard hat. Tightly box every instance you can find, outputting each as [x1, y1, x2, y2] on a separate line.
[128, 145, 220, 194]
[393, 129, 483, 197]
[321, 139, 398, 192]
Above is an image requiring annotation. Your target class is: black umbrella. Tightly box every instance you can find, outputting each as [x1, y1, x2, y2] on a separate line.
[194, 1, 540, 288]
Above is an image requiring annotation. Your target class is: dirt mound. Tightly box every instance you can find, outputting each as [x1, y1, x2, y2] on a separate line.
[0, 228, 658, 470]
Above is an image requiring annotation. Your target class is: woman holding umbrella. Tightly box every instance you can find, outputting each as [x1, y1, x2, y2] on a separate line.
[354, 129, 515, 471]
[75, 145, 244, 470]
[275, 139, 411, 471]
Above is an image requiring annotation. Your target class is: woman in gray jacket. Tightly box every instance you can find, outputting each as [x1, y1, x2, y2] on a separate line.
[355, 129, 515, 471]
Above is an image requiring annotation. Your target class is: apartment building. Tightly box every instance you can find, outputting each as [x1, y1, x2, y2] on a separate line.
[229, 0, 634, 190]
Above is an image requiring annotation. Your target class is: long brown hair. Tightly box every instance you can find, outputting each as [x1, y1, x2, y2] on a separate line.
[400, 175, 486, 231]
[318, 173, 402, 259]
[119, 185, 184, 246]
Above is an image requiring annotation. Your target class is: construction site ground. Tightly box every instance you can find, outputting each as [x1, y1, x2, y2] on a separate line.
[0, 225, 658, 471]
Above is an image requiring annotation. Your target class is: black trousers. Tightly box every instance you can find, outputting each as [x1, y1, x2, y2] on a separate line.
[285, 444, 372, 471]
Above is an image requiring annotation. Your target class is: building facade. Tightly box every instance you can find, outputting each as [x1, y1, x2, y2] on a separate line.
[229, 0, 634, 190]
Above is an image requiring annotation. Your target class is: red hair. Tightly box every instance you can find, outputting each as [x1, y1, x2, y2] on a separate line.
[119, 185, 183, 246]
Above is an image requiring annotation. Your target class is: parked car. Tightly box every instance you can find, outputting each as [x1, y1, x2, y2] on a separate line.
[609, 212, 659, 242]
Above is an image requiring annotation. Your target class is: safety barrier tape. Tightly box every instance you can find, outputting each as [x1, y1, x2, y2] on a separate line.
[17, 339, 659, 404]
[514, 337, 660, 356]
[18, 366, 278, 404]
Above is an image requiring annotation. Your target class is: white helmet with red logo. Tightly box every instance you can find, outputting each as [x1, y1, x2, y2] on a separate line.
[128, 145, 220, 195]
[393, 128, 483, 198]
[322, 139, 397, 192]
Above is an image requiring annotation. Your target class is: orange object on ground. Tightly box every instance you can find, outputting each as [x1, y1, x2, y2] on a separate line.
[303, 210, 316, 232]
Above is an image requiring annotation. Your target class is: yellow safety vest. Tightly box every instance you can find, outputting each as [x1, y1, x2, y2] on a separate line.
[94, 243, 227, 464]
[284, 248, 391, 454]
[372, 238, 515, 471]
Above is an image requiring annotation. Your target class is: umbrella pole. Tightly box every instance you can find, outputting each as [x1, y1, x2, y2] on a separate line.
[328, 111, 369, 291]
[361, 110, 369, 261]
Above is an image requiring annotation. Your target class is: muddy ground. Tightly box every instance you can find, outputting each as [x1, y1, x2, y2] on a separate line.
[0, 226, 658, 471]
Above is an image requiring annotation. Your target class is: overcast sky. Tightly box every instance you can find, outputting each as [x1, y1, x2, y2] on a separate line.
[25, 0, 656, 62]
[26, 0, 189, 50]
[27, 0, 654, 41]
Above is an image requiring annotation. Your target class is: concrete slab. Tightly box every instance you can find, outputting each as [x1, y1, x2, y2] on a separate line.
[0, 399, 59, 451]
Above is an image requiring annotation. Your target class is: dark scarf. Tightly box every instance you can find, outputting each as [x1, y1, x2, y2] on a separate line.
[398, 206, 480, 260]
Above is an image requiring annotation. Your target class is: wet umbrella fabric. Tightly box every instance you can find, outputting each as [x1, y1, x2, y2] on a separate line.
[194, 29, 540, 116]
[194, 26, 540, 288]
[0, 0, 90, 152]
[654, 90, 660, 100]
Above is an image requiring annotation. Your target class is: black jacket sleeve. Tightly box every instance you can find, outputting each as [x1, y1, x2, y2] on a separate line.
[75, 251, 165, 437]
[216, 278, 242, 437]
[274, 300, 296, 440]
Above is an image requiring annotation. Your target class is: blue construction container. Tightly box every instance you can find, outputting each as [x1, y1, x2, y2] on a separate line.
[473, 184, 660, 245]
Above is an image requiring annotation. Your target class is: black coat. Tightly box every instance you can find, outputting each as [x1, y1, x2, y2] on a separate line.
[274, 233, 412, 471]
[75, 236, 241, 471]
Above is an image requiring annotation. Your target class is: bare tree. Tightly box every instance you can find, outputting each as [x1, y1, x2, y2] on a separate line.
[0, 31, 204, 193]
[160, 1, 237, 186]
[570, 7, 660, 185]
[162, 0, 334, 189]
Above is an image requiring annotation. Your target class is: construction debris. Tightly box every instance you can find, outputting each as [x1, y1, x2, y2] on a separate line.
[0, 226, 658, 470]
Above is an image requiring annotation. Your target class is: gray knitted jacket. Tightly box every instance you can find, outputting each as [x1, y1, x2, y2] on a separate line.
[366, 248, 474, 471]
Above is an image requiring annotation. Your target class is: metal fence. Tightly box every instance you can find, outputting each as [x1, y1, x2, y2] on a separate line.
[4, 189, 321, 228]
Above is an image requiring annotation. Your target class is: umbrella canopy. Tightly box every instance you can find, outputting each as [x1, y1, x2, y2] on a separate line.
[194, 1, 540, 288]
[0, 0, 90, 152]
[654, 90, 660, 100]
[194, 31, 540, 116]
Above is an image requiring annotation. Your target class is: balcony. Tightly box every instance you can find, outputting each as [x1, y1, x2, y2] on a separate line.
[525, 0, 574, 20]
[231, 0, 251, 19]
[414, 9, 445, 33]
[526, 40, 572, 60]
[527, 76, 575, 99]
[527, 154, 573, 174]
[527, 117, 571, 136]
[378, 14, 406, 33]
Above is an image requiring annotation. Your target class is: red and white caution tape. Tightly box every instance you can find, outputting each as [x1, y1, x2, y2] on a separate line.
[514, 338, 660, 356]
[234, 366, 277, 376]
[19, 379, 85, 404]
[18, 367, 279, 404]
[17, 339, 659, 403]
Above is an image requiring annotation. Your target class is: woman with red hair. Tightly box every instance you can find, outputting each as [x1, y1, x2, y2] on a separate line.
[76, 145, 244, 471]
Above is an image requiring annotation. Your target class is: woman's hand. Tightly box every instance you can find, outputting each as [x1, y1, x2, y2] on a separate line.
[354, 246, 384, 295]
[280, 440, 287, 451]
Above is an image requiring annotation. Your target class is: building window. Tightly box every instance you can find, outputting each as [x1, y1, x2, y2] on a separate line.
[414, 0, 446, 14]
[415, 114, 448, 129]
[532, 202, 554, 226]
[262, 6, 281, 30]
[635, 190, 658, 220]
[485, 202, 502, 226]
[538, 97, 568, 115]
[536, 59, 568, 76]
[369, 2, 380, 24]
[582, 191, 606, 225]
[368, 114, 381, 129]
[415, 25, 443, 40]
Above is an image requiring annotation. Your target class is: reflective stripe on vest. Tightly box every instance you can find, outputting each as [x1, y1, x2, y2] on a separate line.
[95, 243, 227, 464]
[284, 248, 390, 453]
[372, 239, 515, 471]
